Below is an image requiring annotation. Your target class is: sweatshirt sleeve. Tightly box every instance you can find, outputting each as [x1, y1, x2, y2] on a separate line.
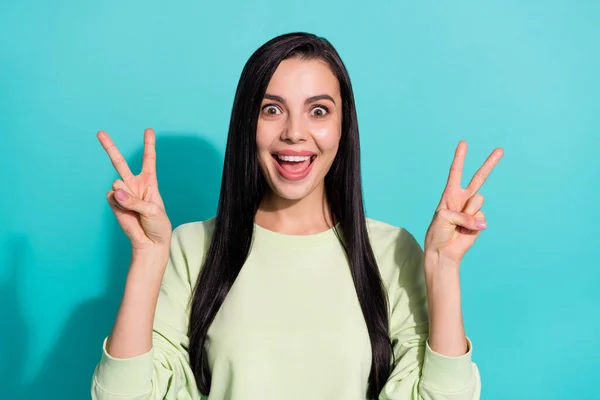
[379, 228, 481, 400]
[91, 223, 207, 400]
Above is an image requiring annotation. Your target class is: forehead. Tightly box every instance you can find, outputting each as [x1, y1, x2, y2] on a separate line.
[266, 58, 340, 98]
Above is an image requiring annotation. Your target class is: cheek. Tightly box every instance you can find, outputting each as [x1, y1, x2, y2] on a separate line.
[312, 125, 341, 153]
[256, 120, 276, 153]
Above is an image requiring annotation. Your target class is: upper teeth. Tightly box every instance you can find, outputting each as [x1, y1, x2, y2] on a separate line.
[278, 155, 311, 162]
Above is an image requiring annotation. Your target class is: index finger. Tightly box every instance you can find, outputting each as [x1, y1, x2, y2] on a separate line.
[141, 128, 157, 176]
[446, 140, 468, 189]
[97, 131, 134, 181]
[465, 148, 504, 195]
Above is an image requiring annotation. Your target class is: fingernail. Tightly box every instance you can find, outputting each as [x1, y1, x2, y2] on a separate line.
[475, 219, 487, 229]
[116, 189, 127, 201]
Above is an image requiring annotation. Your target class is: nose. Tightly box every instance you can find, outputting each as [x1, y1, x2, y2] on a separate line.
[280, 113, 308, 144]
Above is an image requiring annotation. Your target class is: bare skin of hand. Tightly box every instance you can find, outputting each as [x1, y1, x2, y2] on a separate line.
[424, 140, 504, 265]
[97, 128, 172, 256]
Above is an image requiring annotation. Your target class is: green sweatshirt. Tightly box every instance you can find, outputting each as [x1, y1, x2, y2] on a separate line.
[91, 218, 480, 400]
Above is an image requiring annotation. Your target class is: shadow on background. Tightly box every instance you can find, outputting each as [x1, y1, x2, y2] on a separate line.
[18, 133, 223, 399]
[0, 236, 30, 399]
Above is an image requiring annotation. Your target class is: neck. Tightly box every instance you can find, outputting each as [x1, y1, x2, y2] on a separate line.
[255, 184, 335, 235]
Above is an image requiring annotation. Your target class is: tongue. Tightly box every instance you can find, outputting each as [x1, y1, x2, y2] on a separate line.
[280, 159, 310, 173]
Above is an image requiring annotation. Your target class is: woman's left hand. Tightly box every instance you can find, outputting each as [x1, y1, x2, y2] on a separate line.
[424, 140, 504, 266]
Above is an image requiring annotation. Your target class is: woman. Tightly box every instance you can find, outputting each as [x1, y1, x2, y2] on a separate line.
[92, 32, 503, 400]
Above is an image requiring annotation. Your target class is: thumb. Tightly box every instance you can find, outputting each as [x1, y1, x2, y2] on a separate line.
[115, 189, 161, 218]
[439, 208, 487, 231]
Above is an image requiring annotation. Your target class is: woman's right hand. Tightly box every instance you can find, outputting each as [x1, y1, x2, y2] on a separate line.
[98, 128, 172, 257]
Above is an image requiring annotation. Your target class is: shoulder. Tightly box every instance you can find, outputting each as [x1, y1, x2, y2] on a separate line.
[167, 217, 216, 288]
[365, 217, 422, 260]
[365, 217, 424, 292]
[172, 217, 216, 247]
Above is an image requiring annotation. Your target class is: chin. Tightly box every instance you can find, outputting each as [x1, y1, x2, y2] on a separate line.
[270, 180, 317, 201]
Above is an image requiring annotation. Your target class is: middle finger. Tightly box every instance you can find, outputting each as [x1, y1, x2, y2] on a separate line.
[465, 148, 504, 196]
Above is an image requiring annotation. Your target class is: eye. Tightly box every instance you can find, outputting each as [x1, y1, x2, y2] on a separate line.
[310, 105, 329, 117]
[262, 104, 282, 115]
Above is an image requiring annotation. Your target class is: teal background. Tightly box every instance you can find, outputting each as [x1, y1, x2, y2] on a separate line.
[1, 1, 598, 399]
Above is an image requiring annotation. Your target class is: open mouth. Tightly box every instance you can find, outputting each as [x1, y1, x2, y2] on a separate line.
[272, 153, 317, 181]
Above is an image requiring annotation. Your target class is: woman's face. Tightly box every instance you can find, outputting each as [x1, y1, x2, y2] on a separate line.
[256, 57, 343, 201]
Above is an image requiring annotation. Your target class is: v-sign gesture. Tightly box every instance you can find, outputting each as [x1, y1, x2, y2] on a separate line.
[424, 140, 504, 265]
[98, 128, 172, 254]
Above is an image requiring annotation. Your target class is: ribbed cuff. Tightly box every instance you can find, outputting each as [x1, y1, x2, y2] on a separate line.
[94, 337, 154, 396]
[421, 337, 475, 393]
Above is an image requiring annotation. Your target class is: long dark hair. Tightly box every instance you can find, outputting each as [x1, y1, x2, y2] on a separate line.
[188, 32, 392, 399]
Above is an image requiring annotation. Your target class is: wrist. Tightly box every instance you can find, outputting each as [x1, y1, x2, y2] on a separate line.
[423, 251, 461, 294]
[131, 246, 170, 267]
[129, 248, 170, 284]
[424, 250, 460, 271]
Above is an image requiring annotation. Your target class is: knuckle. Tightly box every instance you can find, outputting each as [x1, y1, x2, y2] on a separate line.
[473, 193, 484, 204]
[106, 193, 118, 207]
[112, 179, 123, 190]
[146, 203, 160, 216]
[460, 212, 473, 223]
[437, 208, 450, 219]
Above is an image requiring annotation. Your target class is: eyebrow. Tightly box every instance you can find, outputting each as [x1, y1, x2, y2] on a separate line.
[264, 93, 336, 106]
